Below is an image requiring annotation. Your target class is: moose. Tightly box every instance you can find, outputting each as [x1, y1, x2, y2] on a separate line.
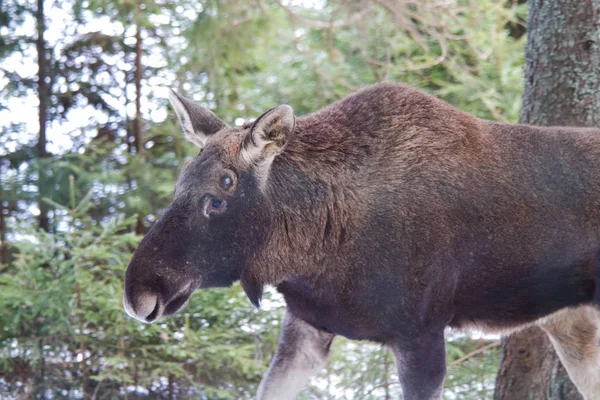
[124, 83, 600, 399]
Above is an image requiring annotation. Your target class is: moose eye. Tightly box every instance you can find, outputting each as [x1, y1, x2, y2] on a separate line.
[220, 175, 233, 190]
[204, 197, 227, 216]
[211, 199, 224, 209]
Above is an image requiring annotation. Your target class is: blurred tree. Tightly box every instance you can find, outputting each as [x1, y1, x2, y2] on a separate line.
[494, 0, 600, 399]
[36, 0, 50, 231]
[1, 0, 53, 248]
[133, 0, 143, 157]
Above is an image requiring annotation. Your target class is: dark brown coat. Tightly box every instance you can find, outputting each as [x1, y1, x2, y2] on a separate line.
[124, 83, 600, 400]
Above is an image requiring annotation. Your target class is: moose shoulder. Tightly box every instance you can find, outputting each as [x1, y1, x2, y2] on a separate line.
[123, 83, 600, 400]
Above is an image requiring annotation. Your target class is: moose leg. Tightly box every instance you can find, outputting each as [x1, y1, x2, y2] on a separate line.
[257, 310, 335, 400]
[538, 306, 600, 400]
[389, 329, 447, 400]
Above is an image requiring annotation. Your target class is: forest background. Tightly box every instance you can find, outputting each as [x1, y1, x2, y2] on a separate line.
[1, 0, 532, 398]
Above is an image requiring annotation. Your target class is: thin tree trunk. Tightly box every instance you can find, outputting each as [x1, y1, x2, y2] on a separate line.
[494, 1, 600, 399]
[77, 283, 88, 399]
[36, 0, 50, 232]
[133, 0, 145, 236]
[134, 0, 143, 156]
[124, 28, 133, 156]
[0, 204, 5, 264]
[0, 164, 7, 265]
[133, 361, 138, 399]
[38, 339, 45, 395]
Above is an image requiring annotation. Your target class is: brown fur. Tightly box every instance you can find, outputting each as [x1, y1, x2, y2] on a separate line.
[125, 83, 600, 399]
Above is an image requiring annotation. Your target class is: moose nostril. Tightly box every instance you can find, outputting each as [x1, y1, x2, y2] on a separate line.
[145, 298, 161, 322]
[127, 292, 160, 322]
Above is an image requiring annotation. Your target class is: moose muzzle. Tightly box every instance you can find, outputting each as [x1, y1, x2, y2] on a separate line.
[123, 203, 199, 323]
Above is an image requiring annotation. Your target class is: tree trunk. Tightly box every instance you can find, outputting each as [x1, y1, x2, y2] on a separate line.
[495, 328, 582, 400]
[0, 164, 7, 265]
[134, 0, 143, 156]
[133, 0, 146, 236]
[36, 0, 50, 232]
[494, 0, 600, 399]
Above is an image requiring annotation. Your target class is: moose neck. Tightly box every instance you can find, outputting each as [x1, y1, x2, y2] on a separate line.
[246, 119, 361, 289]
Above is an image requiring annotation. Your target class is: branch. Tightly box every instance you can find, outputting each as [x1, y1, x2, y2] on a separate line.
[449, 341, 500, 368]
[273, 0, 372, 29]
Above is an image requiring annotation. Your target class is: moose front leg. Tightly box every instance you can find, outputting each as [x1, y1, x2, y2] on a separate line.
[389, 330, 447, 400]
[257, 310, 335, 400]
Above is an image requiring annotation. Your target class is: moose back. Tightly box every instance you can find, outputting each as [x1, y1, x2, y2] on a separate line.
[124, 83, 600, 400]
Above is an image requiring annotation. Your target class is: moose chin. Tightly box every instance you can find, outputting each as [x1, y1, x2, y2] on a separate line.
[124, 82, 600, 400]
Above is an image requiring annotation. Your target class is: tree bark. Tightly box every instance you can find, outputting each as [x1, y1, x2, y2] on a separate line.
[36, 0, 50, 232]
[494, 0, 600, 399]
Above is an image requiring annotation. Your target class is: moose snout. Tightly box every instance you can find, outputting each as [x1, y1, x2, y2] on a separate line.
[124, 255, 199, 323]
[124, 280, 197, 323]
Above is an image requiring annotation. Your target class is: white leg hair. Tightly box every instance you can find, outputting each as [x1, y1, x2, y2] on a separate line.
[257, 310, 335, 400]
[538, 305, 600, 400]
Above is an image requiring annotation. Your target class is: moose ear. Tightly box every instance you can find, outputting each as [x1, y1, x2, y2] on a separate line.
[241, 105, 295, 166]
[168, 89, 227, 148]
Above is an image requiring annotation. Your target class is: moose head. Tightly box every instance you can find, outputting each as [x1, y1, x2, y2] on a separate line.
[123, 91, 295, 322]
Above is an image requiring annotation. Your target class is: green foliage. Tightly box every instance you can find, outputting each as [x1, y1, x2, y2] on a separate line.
[181, 0, 526, 124]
